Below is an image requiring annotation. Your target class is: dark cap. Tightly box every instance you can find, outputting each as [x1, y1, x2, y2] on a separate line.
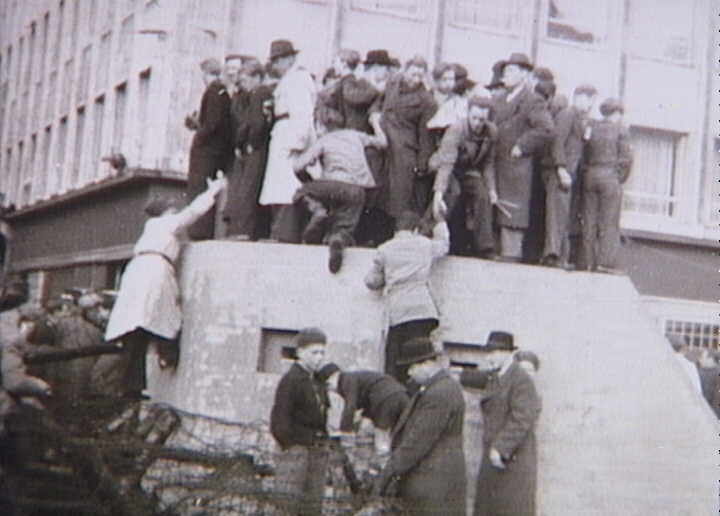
[364, 49, 393, 67]
[533, 66, 554, 82]
[485, 60, 506, 90]
[483, 331, 516, 352]
[316, 362, 341, 382]
[294, 327, 327, 348]
[574, 83, 598, 97]
[500, 52, 534, 72]
[599, 97, 624, 117]
[145, 196, 182, 217]
[269, 39, 299, 61]
[199, 57, 222, 75]
[397, 337, 441, 366]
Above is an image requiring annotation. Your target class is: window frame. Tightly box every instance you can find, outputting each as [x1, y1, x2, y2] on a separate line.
[542, 0, 611, 50]
[349, 0, 427, 22]
[625, 0, 696, 67]
[446, 0, 523, 37]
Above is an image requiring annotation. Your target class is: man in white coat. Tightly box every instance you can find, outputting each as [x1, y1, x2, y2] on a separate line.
[259, 39, 317, 243]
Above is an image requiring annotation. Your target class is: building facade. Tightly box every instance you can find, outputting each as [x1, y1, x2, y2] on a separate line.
[0, 0, 717, 346]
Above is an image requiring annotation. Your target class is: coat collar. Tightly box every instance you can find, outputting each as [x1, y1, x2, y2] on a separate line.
[391, 369, 450, 439]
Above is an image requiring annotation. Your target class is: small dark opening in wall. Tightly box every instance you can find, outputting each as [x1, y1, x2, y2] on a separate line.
[258, 328, 298, 373]
[444, 341, 486, 370]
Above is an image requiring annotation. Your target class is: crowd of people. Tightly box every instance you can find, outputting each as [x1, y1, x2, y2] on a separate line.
[184, 39, 633, 275]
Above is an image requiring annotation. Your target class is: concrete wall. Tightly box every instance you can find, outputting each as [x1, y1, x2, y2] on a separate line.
[148, 241, 717, 515]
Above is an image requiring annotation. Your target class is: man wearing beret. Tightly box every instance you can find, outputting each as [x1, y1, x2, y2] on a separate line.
[458, 331, 541, 516]
[373, 337, 466, 515]
[579, 98, 633, 273]
[492, 53, 554, 262]
[270, 327, 331, 515]
[185, 57, 234, 240]
[540, 84, 598, 268]
[259, 40, 317, 243]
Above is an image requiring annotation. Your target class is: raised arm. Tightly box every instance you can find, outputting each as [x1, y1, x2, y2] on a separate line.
[167, 173, 227, 233]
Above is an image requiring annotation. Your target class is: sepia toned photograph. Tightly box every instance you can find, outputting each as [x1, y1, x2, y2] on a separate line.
[0, 0, 716, 514]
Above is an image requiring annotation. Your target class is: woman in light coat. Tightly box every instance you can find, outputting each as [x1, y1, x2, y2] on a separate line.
[105, 173, 226, 397]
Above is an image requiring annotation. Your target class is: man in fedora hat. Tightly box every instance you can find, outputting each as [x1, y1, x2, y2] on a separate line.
[579, 98, 633, 274]
[485, 60, 507, 100]
[458, 331, 541, 516]
[492, 52, 553, 261]
[185, 57, 235, 240]
[373, 337, 466, 515]
[259, 39, 317, 243]
[270, 327, 331, 515]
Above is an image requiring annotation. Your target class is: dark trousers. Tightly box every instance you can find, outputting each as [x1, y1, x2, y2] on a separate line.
[187, 145, 233, 240]
[274, 444, 330, 516]
[295, 180, 366, 245]
[542, 167, 572, 264]
[120, 329, 178, 395]
[269, 204, 305, 243]
[462, 173, 495, 255]
[580, 166, 623, 270]
[386, 318, 439, 384]
[522, 164, 546, 264]
[224, 146, 269, 238]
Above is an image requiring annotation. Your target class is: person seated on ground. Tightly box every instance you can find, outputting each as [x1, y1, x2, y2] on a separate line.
[292, 112, 387, 273]
[104, 172, 227, 399]
[2, 309, 54, 403]
[364, 208, 449, 385]
[515, 349, 540, 377]
[316, 363, 409, 455]
[427, 95, 498, 257]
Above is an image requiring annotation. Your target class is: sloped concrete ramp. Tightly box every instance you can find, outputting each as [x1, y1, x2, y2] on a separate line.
[148, 241, 717, 515]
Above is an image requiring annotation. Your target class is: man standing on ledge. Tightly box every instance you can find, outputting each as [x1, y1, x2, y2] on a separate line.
[270, 327, 330, 515]
[259, 40, 317, 243]
[185, 58, 234, 240]
[492, 53, 553, 261]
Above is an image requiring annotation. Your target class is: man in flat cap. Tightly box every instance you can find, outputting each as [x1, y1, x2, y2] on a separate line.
[540, 84, 597, 268]
[270, 327, 331, 515]
[259, 39, 317, 243]
[579, 97, 633, 273]
[492, 53, 553, 262]
[373, 337, 466, 515]
[428, 95, 498, 258]
[185, 57, 234, 240]
[458, 331, 541, 516]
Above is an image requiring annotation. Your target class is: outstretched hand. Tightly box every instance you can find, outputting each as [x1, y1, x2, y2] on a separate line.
[206, 171, 227, 194]
[432, 192, 447, 222]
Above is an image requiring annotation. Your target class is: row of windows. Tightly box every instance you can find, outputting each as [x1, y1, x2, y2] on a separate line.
[665, 319, 719, 350]
[1, 70, 150, 206]
[346, 0, 696, 64]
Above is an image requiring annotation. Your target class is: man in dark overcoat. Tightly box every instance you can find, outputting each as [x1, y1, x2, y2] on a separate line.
[373, 337, 466, 515]
[225, 60, 274, 238]
[186, 57, 234, 240]
[540, 84, 597, 267]
[459, 331, 541, 516]
[270, 328, 331, 515]
[375, 55, 437, 221]
[492, 53, 553, 260]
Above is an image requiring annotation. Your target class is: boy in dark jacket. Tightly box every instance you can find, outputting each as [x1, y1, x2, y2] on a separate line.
[270, 328, 330, 515]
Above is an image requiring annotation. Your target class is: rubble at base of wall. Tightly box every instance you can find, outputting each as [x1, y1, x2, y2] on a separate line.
[1, 396, 389, 515]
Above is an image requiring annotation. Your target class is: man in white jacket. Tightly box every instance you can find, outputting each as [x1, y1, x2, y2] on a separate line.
[259, 40, 317, 243]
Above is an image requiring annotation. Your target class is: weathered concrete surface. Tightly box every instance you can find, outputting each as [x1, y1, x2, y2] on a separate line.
[148, 241, 718, 516]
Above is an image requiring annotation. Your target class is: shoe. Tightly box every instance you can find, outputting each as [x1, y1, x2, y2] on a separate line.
[596, 265, 625, 275]
[328, 236, 344, 273]
[541, 254, 560, 268]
